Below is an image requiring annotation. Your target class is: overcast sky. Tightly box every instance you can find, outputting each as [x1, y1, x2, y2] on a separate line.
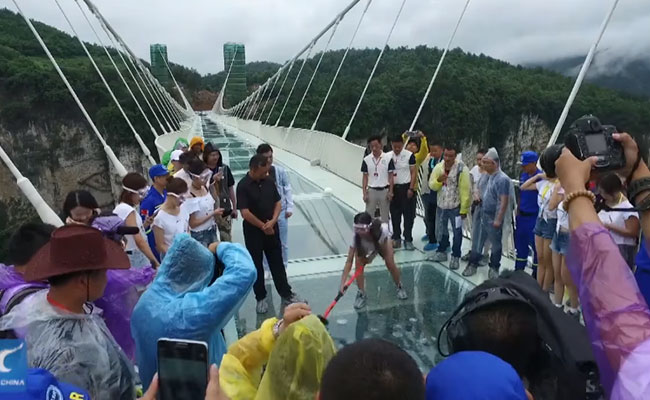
[6, 0, 650, 75]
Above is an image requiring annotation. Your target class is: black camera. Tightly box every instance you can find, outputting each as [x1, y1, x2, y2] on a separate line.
[564, 115, 626, 171]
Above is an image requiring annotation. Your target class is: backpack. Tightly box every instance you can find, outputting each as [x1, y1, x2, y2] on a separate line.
[0, 284, 45, 339]
[442, 270, 603, 400]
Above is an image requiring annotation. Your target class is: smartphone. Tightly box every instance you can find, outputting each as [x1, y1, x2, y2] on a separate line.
[157, 338, 208, 400]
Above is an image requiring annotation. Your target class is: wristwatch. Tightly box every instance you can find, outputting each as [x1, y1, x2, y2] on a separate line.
[272, 319, 284, 339]
[628, 177, 650, 206]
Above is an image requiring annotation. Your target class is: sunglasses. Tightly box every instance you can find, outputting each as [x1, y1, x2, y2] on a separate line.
[123, 185, 149, 197]
[353, 223, 370, 233]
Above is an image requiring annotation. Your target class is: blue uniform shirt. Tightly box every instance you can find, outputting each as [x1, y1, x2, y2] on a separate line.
[140, 186, 166, 261]
[519, 169, 541, 216]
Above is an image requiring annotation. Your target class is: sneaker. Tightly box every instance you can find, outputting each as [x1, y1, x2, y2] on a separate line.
[396, 286, 408, 300]
[566, 308, 580, 320]
[354, 291, 367, 309]
[404, 241, 415, 251]
[281, 293, 304, 307]
[462, 264, 477, 277]
[256, 299, 269, 314]
[449, 256, 460, 270]
[428, 251, 448, 262]
[393, 239, 402, 249]
[423, 242, 439, 251]
[460, 252, 471, 262]
[478, 255, 489, 266]
[488, 268, 499, 280]
[421, 235, 429, 242]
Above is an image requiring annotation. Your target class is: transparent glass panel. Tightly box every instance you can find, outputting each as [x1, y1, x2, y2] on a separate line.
[234, 261, 475, 371]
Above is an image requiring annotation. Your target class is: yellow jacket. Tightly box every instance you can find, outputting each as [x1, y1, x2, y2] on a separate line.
[220, 315, 336, 400]
[429, 160, 471, 215]
[402, 133, 429, 168]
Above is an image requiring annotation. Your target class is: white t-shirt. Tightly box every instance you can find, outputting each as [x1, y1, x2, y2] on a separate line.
[470, 165, 482, 188]
[536, 180, 557, 221]
[349, 223, 392, 258]
[113, 202, 145, 252]
[186, 193, 216, 232]
[153, 206, 191, 249]
[556, 191, 569, 232]
[387, 149, 416, 185]
[598, 198, 639, 246]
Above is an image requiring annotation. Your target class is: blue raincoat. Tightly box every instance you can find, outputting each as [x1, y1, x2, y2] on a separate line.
[131, 234, 256, 390]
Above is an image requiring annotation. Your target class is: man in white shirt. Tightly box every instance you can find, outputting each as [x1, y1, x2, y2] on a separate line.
[469, 149, 487, 193]
[362, 136, 395, 223]
[387, 135, 417, 250]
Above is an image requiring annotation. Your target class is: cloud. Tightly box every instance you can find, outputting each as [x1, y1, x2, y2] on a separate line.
[5, 0, 649, 75]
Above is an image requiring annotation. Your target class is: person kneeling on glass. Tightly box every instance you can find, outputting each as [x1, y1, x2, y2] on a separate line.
[340, 212, 408, 310]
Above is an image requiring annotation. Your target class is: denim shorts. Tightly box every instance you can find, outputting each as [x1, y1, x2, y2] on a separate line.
[191, 227, 217, 248]
[551, 230, 570, 255]
[534, 217, 557, 240]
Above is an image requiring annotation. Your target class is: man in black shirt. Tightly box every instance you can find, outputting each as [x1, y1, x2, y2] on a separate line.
[237, 154, 301, 314]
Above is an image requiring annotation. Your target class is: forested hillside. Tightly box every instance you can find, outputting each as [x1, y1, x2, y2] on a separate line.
[235, 47, 650, 151]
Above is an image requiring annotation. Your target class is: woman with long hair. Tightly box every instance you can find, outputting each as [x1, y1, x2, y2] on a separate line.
[520, 145, 561, 292]
[187, 159, 223, 247]
[153, 178, 190, 258]
[62, 190, 100, 225]
[598, 172, 640, 269]
[340, 212, 408, 309]
[204, 142, 237, 241]
[114, 173, 160, 268]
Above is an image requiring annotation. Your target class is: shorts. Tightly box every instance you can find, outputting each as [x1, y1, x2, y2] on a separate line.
[551, 230, 570, 255]
[534, 217, 557, 240]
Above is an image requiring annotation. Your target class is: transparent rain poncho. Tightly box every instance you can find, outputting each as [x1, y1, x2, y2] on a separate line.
[220, 314, 337, 400]
[0, 290, 136, 400]
[131, 234, 256, 390]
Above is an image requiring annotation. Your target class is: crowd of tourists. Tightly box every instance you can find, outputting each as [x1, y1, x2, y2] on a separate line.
[1, 127, 650, 400]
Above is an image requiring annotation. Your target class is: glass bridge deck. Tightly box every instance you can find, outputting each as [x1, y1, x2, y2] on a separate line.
[201, 117, 475, 371]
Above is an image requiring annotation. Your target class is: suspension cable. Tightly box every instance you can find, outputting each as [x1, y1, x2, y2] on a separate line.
[342, 0, 408, 140]
[72, 0, 159, 137]
[409, 0, 471, 131]
[76, 0, 174, 132]
[157, 48, 193, 112]
[312, 0, 372, 131]
[251, 81, 271, 120]
[227, 0, 364, 114]
[12, 0, 128, 177]
[55, 0, 155, 165]
[547, 0, 620, 148]
[275, 42, 316, 126]
[290, 17, 342, 129]
[255, 71, 282, 120]
[214, 47, 239, 113]
[0, 143, 63, 226]
[80, 0, 181, 129]
[245, 86, 263, 119]
[265, 61, 296, 124]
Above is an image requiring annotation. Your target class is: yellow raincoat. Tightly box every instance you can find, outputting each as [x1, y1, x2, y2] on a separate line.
[220, 315, 336, 400]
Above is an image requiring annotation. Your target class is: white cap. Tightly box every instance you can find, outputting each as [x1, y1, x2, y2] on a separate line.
[171, 150, 183, 162]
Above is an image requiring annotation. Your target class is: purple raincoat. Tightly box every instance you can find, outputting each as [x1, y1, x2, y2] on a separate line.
[567, 223, 650, 399]
[0, 263, 154, 361]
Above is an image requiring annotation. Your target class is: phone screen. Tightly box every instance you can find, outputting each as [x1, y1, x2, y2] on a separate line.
[585, 133, 608, 153]
[158, 339, 208, 400]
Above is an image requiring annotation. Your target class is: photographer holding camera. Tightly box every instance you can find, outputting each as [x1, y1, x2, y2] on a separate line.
[554, 116, 650, 399]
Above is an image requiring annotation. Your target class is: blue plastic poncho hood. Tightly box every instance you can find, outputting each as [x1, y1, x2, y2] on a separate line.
[131, 234, 256, 390]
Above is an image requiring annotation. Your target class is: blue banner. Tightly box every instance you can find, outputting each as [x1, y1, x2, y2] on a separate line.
[0, 339, 27, 393]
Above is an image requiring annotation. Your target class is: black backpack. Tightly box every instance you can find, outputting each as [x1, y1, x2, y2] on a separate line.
[440, 270, 603, 400]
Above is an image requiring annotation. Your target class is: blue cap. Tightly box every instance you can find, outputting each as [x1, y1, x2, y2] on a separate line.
[149, 164, 169, 179]
[5, 368, 91, 400]
[426, 351, 527, 400]
[519, 151, 538, 166]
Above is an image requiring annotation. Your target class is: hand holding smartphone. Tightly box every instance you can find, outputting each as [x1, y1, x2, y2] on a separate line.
[157, 338, 208, 400]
